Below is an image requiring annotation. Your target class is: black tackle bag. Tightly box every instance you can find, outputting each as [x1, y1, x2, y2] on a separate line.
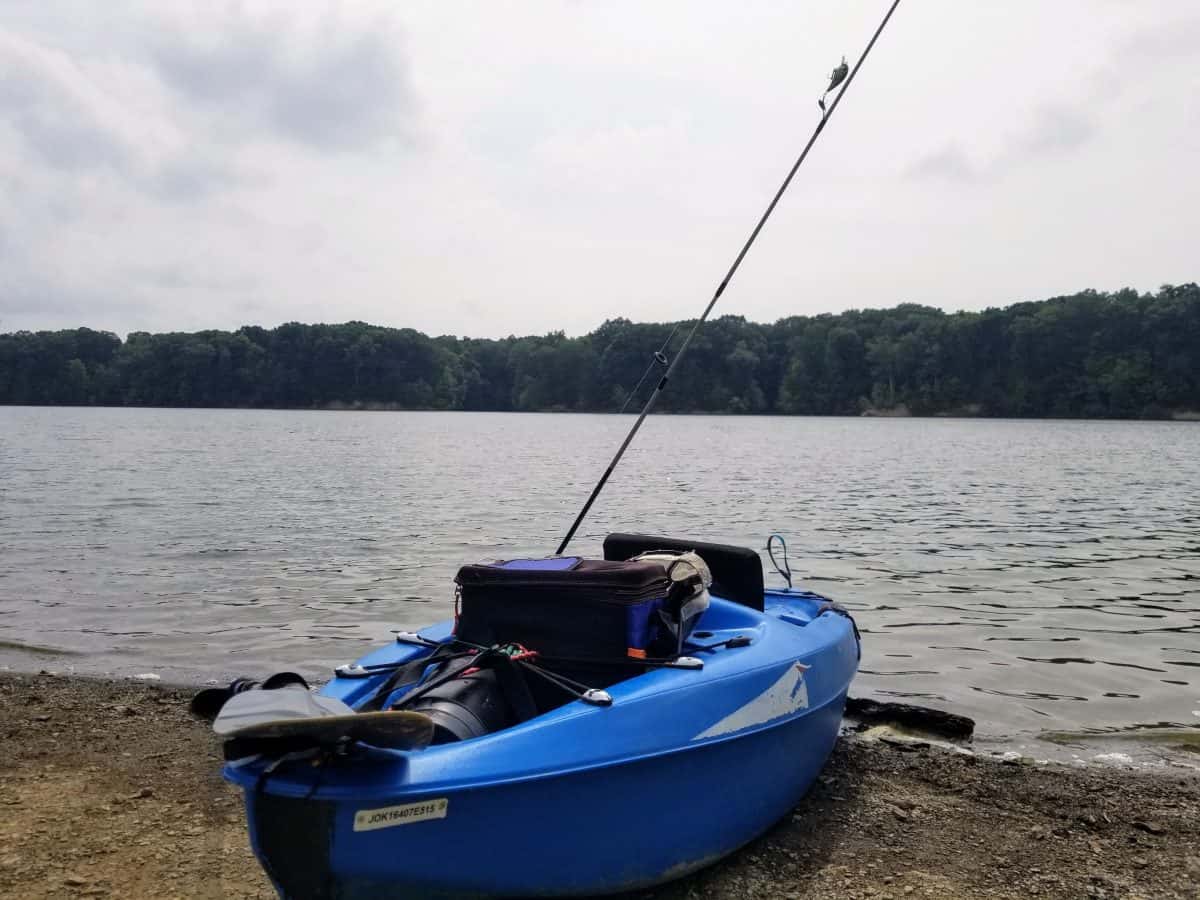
[454, 556, 684, 664]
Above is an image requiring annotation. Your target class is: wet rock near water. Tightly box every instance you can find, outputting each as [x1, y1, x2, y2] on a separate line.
[844, 697, 975, 741]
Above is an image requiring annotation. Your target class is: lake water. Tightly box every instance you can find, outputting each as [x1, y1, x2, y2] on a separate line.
[2, 407, 1198, 759]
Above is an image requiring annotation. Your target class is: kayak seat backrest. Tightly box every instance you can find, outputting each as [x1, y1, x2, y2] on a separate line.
[603, 533, 764, 612]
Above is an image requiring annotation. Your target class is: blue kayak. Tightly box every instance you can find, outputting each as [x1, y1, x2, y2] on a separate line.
[223, 537, 859, 899]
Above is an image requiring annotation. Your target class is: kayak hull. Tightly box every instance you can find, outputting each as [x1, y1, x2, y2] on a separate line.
[243, 694, 846, 899]
[227, 589, 858, 899]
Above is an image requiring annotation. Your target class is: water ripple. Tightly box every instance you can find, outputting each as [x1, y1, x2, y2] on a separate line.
[1, 407, 1197, 746]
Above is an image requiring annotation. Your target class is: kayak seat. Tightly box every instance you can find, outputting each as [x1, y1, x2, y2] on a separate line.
[603, 533, 763, 612]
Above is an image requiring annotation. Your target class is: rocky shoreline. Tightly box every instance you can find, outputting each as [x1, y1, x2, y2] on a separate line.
[1, 672, 1197, 900]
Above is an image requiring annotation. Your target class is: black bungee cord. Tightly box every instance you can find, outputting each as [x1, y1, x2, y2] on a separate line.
[767, 533, 793, 589]
[556, 0, 904, 556]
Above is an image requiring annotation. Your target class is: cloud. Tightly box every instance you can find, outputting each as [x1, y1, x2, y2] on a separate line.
[0, 3, 419, 208]
[0, 3, 425, 335]
[146, 8, 418, 151]
[124, 260, 258, 295]
[905, 144, 980, 183]
[1119, 14, 1200, 62]
[906, 9, 1200, 187]
[0, 1, 1196, 340]
[0, 30, 143, 174]
[906, 103, 1098, 185]
[1018, 104, 1096, 156]
[0, 24, 250, 207]
[0, 264, 120, 322]
[145, 154, 248, 203]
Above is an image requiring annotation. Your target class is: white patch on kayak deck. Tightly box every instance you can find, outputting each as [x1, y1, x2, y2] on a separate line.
[693, 663, 810, 740]
[353, 798, 448, 832]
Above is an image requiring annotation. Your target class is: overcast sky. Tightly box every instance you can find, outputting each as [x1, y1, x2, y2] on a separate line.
[1, 1, 1196, 339]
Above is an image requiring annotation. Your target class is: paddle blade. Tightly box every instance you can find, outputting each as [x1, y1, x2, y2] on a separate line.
[213, 686, 353, 736]
[229, 710, 436, 752]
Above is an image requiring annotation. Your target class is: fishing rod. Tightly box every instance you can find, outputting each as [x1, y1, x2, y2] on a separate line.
[617, 322, 682, 415]
[556, 0, 902, 556]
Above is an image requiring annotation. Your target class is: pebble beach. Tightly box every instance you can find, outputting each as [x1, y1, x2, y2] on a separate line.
[1, 672, 1197, 900]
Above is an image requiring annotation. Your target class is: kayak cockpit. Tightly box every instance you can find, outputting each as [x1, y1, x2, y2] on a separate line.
[206, 535, 857, 807]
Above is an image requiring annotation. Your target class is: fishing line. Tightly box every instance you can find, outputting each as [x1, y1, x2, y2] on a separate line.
[618, 322, 681, 414]
[556, 0, 903, 555]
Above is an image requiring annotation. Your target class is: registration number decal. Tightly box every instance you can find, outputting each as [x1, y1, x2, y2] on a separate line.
[353, 798, 449, 832]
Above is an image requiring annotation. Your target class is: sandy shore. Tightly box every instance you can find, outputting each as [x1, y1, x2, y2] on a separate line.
[0, 672, 1197, 900]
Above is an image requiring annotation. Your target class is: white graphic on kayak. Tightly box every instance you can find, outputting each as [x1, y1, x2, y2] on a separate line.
[693, 663, 810, 740]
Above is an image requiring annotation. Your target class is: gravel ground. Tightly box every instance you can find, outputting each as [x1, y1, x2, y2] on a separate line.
[1, 672, 1197, 900]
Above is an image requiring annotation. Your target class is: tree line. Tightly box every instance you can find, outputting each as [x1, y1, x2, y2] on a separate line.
[2, 284, 1197, 418]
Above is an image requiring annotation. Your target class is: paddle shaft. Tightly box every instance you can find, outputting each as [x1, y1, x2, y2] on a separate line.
[555, 0, 903, 556]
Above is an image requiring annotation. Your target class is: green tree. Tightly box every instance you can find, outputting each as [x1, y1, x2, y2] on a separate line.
[2, 285, 1198, 418]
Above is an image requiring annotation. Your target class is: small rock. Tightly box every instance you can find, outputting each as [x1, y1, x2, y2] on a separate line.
[1132, 857, 1148, 868]
[880, 736, 929, 752]
[127, 787, 153, 800]
[890, 805, 911, 822]
[113, 705, 138, 717]
[1132, 821, 1166, 836]
[1002, 753, 1036, 766]
[32, 714, 52, 722]
[64, 874, 87, 886]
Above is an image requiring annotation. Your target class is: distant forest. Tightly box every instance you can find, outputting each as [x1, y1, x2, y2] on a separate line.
[2, 284, 1198, 419]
